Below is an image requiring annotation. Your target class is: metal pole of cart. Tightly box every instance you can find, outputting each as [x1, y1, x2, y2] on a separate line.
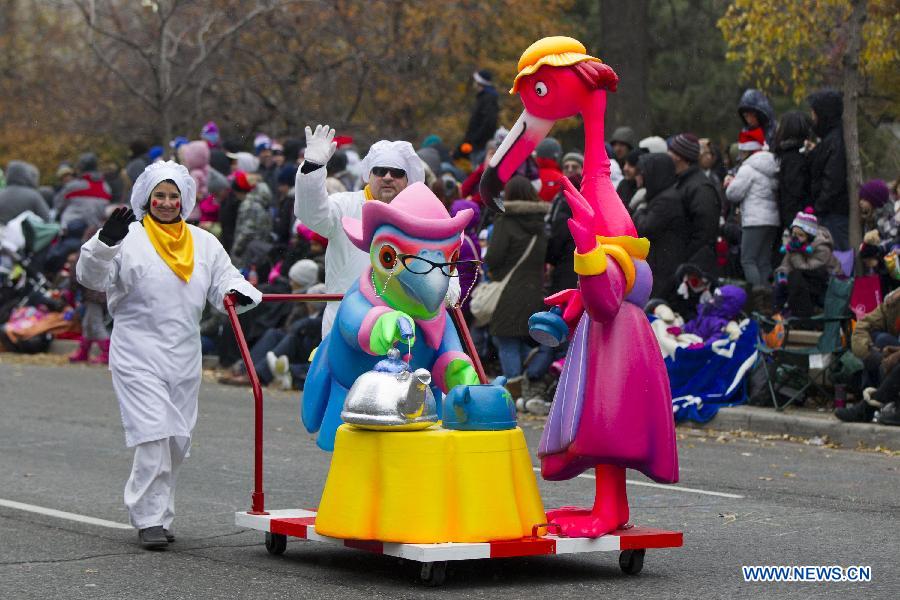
[224, 293, 489, 515]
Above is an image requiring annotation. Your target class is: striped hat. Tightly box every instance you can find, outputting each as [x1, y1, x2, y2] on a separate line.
[791, 211, 818, 237]
[667, 133, 700, 163]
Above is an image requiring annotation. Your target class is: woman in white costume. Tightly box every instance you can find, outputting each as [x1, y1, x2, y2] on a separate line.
[77, 161, 261, 549]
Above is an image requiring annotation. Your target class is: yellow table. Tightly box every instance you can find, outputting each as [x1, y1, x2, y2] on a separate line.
[314, 425, 546, 544]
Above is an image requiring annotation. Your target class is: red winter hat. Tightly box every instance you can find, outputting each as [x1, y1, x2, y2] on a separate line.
[738, 128, 766, 151]
[231, 170, 254, 192]
[334, 135, 354, 148]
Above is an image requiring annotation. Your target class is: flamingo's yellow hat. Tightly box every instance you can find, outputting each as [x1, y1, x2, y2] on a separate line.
[510, 36, 603, 94]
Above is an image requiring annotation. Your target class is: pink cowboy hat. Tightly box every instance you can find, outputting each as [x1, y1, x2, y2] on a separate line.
[342, 182, 474, 252]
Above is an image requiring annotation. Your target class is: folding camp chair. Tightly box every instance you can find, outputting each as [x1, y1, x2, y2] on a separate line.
[754, 277, 854, 410]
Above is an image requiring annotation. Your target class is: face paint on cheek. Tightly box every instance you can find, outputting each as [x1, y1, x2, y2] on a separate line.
[151, 200, 159, 207]
[173, 200, 180, 210]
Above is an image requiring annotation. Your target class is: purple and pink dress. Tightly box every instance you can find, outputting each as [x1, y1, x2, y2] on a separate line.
[538, 257, 679, 484]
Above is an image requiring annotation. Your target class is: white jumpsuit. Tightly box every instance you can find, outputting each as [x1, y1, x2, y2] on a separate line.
[77, 222, 261, 528]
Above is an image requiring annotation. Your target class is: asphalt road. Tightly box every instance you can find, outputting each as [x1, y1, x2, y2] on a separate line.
[1, 358, 898, 599]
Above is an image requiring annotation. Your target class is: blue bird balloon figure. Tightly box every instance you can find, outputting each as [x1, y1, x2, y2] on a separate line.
[302, 183, 482, 450]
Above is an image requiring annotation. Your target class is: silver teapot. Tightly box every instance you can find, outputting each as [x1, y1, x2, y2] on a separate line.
[341, 349, 438, 430]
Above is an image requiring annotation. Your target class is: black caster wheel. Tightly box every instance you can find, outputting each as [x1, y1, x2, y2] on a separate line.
[619, 549, 645, 575]
[265, 532, 287, 556]
[420, 561, 447, 587]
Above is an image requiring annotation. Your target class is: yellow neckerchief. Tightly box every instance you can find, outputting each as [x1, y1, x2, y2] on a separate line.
[573, 235, 650, 294]
[142, 216, 194, 283]
[364, 185, 374, 201]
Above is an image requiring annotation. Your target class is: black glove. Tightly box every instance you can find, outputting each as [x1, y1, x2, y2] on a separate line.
[98, 207, 135, 246]
[229, 290, 254, 306]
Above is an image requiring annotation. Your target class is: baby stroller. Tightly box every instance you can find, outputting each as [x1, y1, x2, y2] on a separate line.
[0, 215, 71, 352]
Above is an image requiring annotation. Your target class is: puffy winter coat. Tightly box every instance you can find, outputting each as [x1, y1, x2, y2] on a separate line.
[634, 154, 690, 298]
[674, 165, 721, 274]
[483, 200, 549, 338]
[775, 141, 809, 228]
[775, 226, 841, 277]
[726, 151, 780, 227]
[55, 172, 112, 229]
[0, 161, 50, 224]
[808, 90, 848, 217]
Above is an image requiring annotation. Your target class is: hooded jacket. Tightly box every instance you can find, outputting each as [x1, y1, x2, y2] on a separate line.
[0, 161, 50, 224]
[738, 89, 777, 146]
[634, 154, 690, 297]
[807, 90, 847, 217]
[726, 150, 780, 227]
[484, 199, 549, 337]
[775, 225, 841, 277]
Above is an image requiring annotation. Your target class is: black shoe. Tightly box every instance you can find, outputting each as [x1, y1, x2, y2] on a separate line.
[834, 401, 876, 423]
[138, 526, 169, 549]
[877, 402, 900, 426]
[164, 528, 175, 543]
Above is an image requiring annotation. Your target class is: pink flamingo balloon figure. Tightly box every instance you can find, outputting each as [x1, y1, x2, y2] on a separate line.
[481, 36, 678, 538]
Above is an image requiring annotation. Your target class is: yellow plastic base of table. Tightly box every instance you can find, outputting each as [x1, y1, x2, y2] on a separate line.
[315, 425, 546, 544]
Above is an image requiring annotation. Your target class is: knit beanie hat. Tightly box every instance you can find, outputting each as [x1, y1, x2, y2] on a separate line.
[738, 128, 766, 151]
[610, 126, 637, 149]
[253, 134, 272, 155]
[288, 259, 319, 289]
[562, 151, 584, 166]
[791, 211, 818, 237]
[624, 149, 645, 167]
[201, 121, 220, 145]
[639, 136, 668, 154]
[668, 133, 700, 163]
[473, 69, 493, 86]
[536, 138, 563, 162]
[169, 136, 189, 151]
[860, 179, 890, 208]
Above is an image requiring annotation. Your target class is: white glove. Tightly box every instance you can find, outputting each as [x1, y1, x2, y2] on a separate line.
[304, 124, 337, 166]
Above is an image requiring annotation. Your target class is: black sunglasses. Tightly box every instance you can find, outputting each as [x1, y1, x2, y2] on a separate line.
[399, 254, 480, 277]
[371, 166, 407, 179]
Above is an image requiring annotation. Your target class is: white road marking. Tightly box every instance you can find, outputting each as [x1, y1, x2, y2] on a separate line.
[532, 467, 745, 499]
[0, 498, 132, 529]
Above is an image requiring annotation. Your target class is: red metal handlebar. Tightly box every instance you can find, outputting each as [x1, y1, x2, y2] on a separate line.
[223, 293, 488, 515]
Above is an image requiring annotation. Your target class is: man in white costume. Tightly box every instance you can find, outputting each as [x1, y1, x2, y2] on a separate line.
[77, 161, 261, 549]
[294, 125, 459, 336]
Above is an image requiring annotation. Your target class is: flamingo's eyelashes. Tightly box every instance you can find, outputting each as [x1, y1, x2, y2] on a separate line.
[534, 81, 548, 97]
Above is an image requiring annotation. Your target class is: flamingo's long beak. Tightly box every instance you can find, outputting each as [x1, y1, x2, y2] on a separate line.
[479, 108, 554, 212]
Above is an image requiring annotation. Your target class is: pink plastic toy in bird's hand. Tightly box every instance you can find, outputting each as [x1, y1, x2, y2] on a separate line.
[480, 36, 679, 539]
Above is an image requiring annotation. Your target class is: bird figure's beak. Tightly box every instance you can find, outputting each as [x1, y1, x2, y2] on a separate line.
[397, 267, 449, 314]
[479, 108, 554, 212]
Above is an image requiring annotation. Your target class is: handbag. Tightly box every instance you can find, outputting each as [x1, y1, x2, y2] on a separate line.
[470, 235, 537, 327]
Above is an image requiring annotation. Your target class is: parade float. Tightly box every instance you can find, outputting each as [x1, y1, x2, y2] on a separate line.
[229, 36, 681, 587]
